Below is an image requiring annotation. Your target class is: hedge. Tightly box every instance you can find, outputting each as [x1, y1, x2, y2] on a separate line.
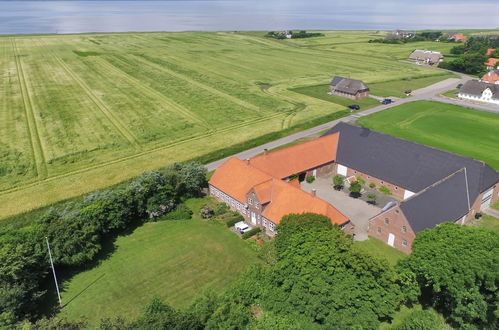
[242, 227, 261, 239]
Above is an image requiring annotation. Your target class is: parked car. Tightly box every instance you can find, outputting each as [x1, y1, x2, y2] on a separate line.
[234, 221, 253, 234]
[381, 98, 393, 105]
[348, 104, 360, 110]
[404, 90, 412, 95]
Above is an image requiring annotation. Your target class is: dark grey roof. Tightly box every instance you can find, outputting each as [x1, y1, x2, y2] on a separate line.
[400, 169, 470, 232]
[459, 80, 499, 99]
[409, 50, 443, 63]
[330, 76, 369, 95]
[325, 122, 499, 199]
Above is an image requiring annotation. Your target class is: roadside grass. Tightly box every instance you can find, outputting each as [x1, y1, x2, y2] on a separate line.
[59, 197, 259, 326]
[493, 201, 499, 210]
[0, 31, 457, 219]
[353, 238, 407, 267]
[442, 88, 459, 99]
[358, 101, 499, 169]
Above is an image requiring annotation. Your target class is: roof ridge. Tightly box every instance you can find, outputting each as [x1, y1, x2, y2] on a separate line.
[401, 167, 466, 203]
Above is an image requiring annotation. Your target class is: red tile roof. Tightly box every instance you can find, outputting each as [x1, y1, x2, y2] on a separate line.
[485, 58, 499, 67]
[249, 133, 339, 178]
[481, 70, 499, 84]
[486, 48, 496, 56]
[209, 157, 272, 203]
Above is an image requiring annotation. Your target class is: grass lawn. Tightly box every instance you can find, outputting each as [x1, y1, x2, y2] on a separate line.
[492, 201, 499, 210]
[441, 88, 459, 99]
[354, 238, 407, 266]
[58, 198, 259, 325]
[290, 84, 380, 109]
[468, 215, 499, 231]
[358, 101, 499, 169]
[368, 74, 457, 98]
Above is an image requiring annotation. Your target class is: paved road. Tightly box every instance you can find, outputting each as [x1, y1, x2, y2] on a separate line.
[206, 72, 498, 171]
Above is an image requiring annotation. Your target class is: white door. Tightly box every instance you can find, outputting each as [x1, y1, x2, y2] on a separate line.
[251, 212, 256, 225]
[387, 233, 395, 247]
[337, 164, 347, 176]
[480, 188, 493, 210]
[313, 169, 317, 177]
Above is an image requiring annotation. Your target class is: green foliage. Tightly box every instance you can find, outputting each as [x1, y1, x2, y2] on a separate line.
[225, 212, 244, 228]
[367, 193, 377, 201]
[399, 223, 499, 329]
[356, 176, 366, 185]
[305, 176, 315, 184]
[439, 53, 488, 75]
[20, 317, 87, 329]
[369, 182, 376, 188]
[349, 181, 362, 194]
[393, 308, 443, 330]
[214, 202, 229, 216]
[333, 175, 344, 188]
[242, 227, 261, 239]
[133, 297, 201, 329]
[200, 205, 215, 219]
[379, 185, 392, 195]
[162, 204, 193, 220]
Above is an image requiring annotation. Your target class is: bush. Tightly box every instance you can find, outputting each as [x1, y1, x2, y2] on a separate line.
[200, 205, 215, 219]
[225, 213, 244, 228]
[333, 175, 344, 189]
[379, 186, 392, 195]
[369, 182, 376, 189]
[162, 204, 193, 220]
[242, 227, 261, 239]
[214, 202, 229, 216]
[356, 176, 365, 185]
[305, 176, 315, 184]
[393, 309, 443, 330]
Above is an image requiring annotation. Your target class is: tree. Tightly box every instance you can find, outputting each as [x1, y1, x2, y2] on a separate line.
[393, 309, 444, 330]
[367, 193, 377, 205]
[349, 181, 362, 197]
[171, 162, 207, 197]
[333, 175, 344, 190]
[399, 223, 499, 329]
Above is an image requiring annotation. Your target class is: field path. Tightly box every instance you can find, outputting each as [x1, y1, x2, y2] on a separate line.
[10, 38, 48, 179]
[130, 55, 268, 115]
[93, 57, 212, 130]
[51, 55, 141, 148]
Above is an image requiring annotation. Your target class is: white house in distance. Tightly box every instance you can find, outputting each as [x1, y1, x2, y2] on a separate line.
[458, 80, 499, 105]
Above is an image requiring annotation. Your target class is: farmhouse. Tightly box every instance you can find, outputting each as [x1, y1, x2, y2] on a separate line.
[458, 80, 499, 105]
[481, 69, 499, 84]
[209, 134, 352, 236]
[409, 50, 444, 65]
[329, 76, 370, 99]
[443, 32, 468, 42]
[484, 57, 499, 70]
[210, 122, 499, 253]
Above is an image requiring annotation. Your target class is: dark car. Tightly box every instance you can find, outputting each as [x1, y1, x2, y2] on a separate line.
[381, 98, 393, 105]
[348, 104, 360, 110]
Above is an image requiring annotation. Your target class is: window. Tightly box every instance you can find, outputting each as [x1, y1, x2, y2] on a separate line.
[377, 227, 381, 233]
[367, 176, 370, 179]
[402, 240, 408, 246]
[395, 186, 398, 190]
[248, 198, 253, 205]
[354, 171, 357, 174]
[381, 181, 384, 184]
[402, 226, 407, 233]
[255, 202, 260, 209]
[395, 209, 399, 214]
[384, 218, 389, 225]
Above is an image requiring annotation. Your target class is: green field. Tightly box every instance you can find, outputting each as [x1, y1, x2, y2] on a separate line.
[0, 31, 457, 219]
[358, 101, 499, 169]
[59, 198, 259, 325]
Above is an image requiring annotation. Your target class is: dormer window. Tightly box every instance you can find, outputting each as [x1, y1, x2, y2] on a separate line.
[248, 198, 253, 205]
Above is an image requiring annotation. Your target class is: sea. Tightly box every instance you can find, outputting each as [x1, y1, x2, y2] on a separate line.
[1, 0, 498, 35]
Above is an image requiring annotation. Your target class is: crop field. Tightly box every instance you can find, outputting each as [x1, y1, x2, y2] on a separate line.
[358, 101, 499, 169]
[0, 31, 454, 219]
[59, 198, 260, 325]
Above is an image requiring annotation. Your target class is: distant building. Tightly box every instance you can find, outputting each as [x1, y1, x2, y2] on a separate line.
[409, 50, 444, 65]
[329, 76, 370, 100]
[458, 80, 499, 105]
[486, 48, 496, 56]
[385, 30, 416, 40]
[481, 69, 499, 84]
[485, 58, 499, 70]
[443, 32, 468, 42]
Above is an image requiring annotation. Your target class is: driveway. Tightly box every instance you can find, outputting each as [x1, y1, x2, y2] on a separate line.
[301, 176, 380, 241]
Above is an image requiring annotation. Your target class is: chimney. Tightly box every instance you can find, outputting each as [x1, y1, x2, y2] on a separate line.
[311, 189, 317, 197]
[264, 148, 268, 155]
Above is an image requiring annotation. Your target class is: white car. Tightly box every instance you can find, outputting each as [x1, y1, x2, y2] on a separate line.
[234, 221, 252, 234]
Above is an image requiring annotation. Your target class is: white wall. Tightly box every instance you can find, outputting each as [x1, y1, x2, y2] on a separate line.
[403, 190, 415, 200]
[337, 164, 347, 176]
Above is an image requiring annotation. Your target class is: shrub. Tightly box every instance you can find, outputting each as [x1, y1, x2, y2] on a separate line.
[226, 213, 244, 228]
[379, 186, 392, 195]
[163, 204, 193, 220]
[305, 176, 315, 184]
[333, 175, 344, 189]
[356, 176, 365, 185]
[214, 202, 229, 216]
[242, 227, 261, 239]
[369, 182, 376, 189]
[393, 309, 443, 330]
[200, 205, 215, 219]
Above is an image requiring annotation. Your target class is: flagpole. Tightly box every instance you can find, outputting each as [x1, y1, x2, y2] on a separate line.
[45, 237, 62, 306]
